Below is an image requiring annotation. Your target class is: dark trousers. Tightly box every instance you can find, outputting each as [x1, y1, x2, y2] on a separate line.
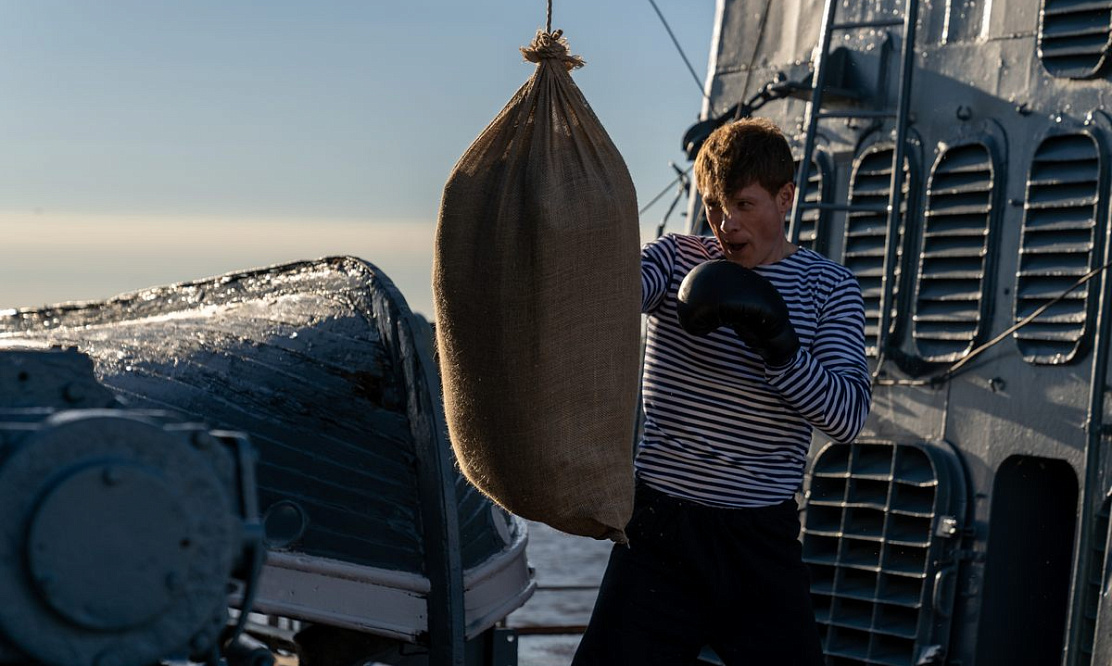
[572, 483, 824, 666]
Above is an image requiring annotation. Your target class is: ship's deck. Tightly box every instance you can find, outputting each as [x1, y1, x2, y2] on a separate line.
[251, 519, 611, 665]
[507, 521, 611, 664]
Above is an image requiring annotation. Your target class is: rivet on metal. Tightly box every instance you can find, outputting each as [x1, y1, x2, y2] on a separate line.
[36, 574, 55, 596]
[192, 431, 213, 450]
[102, 467, 122, 486]
[956, 105, 972, 121]
[165, 572, 183, 592]
[63, 382, 85, 403]
[189, 633, 209, 653]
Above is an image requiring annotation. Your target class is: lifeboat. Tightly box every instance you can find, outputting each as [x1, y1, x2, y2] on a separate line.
[0, 255, 535, 661]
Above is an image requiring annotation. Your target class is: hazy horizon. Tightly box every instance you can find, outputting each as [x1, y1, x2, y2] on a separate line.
[0, 1, 715, 319]
[2, 212, 441, 316]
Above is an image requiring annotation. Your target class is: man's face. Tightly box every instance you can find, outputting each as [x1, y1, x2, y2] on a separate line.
[704, 181, 795, 268]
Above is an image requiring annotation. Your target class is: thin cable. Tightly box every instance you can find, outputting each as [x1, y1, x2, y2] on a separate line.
[944, 259, 1111, 377]
[647, 0, 710, 103]
[739, 0, 774, 119]
[639, 165, 693, 216]
[654, 163, 692, 237]
[873, 258, 1112, 387]
[869, 350, 889, 385]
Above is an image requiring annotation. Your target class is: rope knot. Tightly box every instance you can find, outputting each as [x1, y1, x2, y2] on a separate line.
[520, 29, 585, 71]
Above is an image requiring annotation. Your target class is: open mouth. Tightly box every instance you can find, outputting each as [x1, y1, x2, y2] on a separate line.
[725, 242, 747, 254]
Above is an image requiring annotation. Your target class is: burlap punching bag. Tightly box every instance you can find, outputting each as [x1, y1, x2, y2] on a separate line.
[433, 30, 640, 542]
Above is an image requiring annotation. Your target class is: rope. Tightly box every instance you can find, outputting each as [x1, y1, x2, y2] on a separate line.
[547, 0, 553, 33]
[521, 29, 585, 70]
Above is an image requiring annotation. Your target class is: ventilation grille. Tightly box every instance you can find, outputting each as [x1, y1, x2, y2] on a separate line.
[797, 159, 826, 252]
[913, 143, 994, 362]
[845, 147, 909, 356]
[803, 441, 963, 666]
[1039, 0, 1112, 79]
[1014, 133, 1100, 364]
[1078, 496, 1110, 664]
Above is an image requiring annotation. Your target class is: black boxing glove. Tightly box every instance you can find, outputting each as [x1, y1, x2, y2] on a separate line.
[676, 259, 801, 367]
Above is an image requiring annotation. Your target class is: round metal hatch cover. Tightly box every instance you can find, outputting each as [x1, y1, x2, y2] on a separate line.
[26, 461, 193, 631]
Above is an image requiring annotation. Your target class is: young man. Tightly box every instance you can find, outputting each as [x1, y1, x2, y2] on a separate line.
[572, 118, 872, 665]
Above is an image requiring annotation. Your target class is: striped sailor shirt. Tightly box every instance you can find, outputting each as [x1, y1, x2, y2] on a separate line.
[638, 233, 872, 508]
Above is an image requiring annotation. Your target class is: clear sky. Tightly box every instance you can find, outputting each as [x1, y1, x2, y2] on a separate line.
[0, 0, 715, 317]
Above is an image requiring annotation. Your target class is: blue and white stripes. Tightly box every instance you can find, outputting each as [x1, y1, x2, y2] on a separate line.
[637, 234, 871, 508]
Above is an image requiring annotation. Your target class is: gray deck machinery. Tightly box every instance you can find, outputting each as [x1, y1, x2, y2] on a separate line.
[0, 346, 266, 666]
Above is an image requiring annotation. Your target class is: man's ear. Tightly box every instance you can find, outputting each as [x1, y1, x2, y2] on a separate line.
[777, 182, 796, 214]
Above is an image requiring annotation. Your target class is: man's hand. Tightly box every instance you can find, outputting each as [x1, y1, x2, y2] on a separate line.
[676, 259, 801, 367]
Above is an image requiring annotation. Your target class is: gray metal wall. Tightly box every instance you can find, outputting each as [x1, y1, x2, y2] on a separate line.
[696, 1, 1112, 664]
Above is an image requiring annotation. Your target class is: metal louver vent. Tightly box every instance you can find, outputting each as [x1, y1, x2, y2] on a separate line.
[797, 158, 826, 253]
[1014, 132, 1100, 364]
[1039, 0, 1112, 79]
[913, 143, 994, 362]
[845, 147, 910, 356]
[803, 441, 965, 666]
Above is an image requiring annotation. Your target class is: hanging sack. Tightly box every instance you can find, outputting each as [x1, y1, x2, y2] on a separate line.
[433, 30, 640, 542]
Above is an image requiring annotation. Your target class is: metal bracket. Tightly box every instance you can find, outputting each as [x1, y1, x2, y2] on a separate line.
[934, 515, 959, 538]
